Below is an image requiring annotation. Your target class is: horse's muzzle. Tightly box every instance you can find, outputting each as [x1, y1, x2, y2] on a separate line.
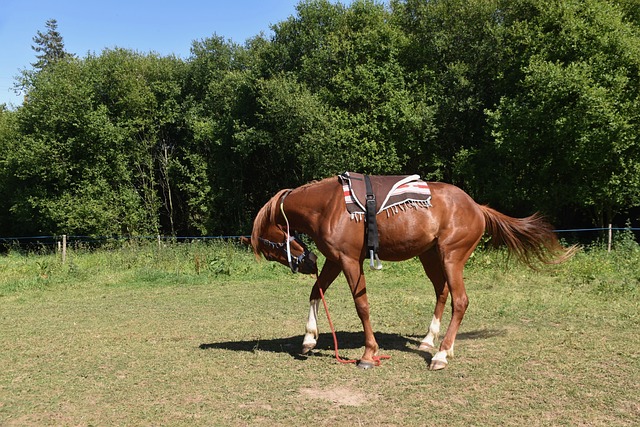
[297, 251, 318, 275]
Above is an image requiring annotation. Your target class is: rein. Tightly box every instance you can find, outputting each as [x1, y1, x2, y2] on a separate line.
[318, 287, 391, 367]
[279, 190, 294, 271]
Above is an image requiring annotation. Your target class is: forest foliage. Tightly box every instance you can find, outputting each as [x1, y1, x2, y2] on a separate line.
[1, 0, 639, 237]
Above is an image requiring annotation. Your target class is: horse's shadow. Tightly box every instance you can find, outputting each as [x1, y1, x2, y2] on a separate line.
[199, 328, 505, 365]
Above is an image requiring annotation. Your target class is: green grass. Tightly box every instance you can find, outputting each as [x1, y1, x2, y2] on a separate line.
[0, 241, 638, 426]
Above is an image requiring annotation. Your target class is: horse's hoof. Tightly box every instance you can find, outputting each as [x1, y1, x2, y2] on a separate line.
[429, 359, 448, 371]
[357, 360, 376, 370]
[301, 344, 315, 355]
[418, 342, 435, 352]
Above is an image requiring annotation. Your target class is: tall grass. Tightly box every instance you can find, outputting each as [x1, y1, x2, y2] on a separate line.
[0, 239, 288, 295]
[1, 235, 637, 314]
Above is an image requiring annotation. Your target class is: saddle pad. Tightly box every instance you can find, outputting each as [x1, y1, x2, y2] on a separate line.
[339, 172, 432, 217]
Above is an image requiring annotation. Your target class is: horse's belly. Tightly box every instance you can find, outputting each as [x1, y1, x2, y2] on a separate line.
[377, 212, 438, 261]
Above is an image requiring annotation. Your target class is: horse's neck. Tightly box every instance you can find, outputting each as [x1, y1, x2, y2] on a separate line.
[286, 178, 339, 234]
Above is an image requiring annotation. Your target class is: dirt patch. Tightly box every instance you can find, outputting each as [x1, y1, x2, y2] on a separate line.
[299, 386, 374, 406]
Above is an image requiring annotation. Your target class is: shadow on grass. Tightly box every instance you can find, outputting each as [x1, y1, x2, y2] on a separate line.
[456, 329, 506, 341]
[199, 328, 505, 366]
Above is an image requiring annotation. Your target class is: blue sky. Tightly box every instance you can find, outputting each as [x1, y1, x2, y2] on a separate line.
[0, 0, 308, 107]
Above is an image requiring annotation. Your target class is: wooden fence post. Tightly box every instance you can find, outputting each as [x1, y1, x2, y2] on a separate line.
[607, 224, 612, 253]
[62, 234, 67, 264]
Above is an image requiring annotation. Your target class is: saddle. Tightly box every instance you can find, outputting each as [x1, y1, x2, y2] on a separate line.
[339, 172, 431, 216]
[338, 172, 432, 270]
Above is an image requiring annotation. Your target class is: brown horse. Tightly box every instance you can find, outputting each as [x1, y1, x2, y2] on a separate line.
[251, 175, 575, 370]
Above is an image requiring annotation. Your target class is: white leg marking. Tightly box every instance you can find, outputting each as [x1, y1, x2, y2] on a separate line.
[302, 299, 320, 353]
[420, 316, 441, 350]
[431, 350, 449, 369]
[446, 342, 455, 358]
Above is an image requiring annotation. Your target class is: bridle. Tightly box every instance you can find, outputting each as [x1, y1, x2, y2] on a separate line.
[258, 234, 315, 273]
[258, 190, 317, 274]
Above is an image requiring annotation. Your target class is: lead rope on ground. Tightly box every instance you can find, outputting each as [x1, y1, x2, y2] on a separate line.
[318, 287, 390, 366]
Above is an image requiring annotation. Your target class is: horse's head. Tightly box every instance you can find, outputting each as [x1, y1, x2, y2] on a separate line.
[251, 190, 318, 275]
[254, 227, 318, 275]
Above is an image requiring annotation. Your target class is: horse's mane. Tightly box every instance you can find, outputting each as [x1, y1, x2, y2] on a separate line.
[251, 188, 291, 258]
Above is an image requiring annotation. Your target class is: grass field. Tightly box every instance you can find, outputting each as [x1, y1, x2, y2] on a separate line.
[0, 239, 638, 426]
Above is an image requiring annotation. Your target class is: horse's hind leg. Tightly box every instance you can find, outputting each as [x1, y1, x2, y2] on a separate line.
[418, 248, 449, 352]
[429, 247, 476, 370]
[302, 259, 341, 354]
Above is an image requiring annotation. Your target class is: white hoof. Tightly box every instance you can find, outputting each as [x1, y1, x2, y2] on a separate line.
[301, 334, 317, 354]
[419, 334, 437, 352]
[430, 350, 448, 370]
[419, 341, 435, 352]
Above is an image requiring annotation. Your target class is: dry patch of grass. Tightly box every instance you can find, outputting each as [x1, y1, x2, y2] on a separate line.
[299, 386, 374, 406]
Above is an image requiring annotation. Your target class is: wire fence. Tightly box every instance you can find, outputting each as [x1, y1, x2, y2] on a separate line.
[0, 234, 249, 246]
[1, 227, 639, 265]
[1, 226, 638, 249]
[0, 234, 253, 263]
[554, 227, 640, 233]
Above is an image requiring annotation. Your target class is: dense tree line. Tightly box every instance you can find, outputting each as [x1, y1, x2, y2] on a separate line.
[1, 0, 639, 237]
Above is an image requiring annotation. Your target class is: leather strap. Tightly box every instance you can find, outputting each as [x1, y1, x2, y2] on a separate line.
[364, 175, 381, 269]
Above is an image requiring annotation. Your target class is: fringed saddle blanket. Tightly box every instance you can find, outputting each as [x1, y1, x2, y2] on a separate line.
[339, 172, 432, 221]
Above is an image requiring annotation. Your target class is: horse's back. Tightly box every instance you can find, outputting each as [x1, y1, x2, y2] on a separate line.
[425, 181, 486, 229]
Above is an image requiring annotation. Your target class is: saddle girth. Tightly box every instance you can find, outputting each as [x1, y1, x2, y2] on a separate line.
[364, 175, 382, 270]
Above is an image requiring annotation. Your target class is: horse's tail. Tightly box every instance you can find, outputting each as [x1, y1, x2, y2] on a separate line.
[479, 205, 577, 268]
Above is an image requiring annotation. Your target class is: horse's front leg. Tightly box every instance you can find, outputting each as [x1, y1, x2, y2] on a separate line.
[342, 258, 379, 369]
[302, 260, 341, 354]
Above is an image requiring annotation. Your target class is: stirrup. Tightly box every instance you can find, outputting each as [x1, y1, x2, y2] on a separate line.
[369, 250, 382, 270]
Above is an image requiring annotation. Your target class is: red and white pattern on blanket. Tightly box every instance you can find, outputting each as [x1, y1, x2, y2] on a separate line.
[342, 175, 432, 219]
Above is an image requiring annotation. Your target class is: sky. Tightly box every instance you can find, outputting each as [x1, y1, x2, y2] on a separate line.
[0, 0, 307, 108]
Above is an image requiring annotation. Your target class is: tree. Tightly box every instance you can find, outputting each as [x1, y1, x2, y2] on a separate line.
[3, 0, 638, 237]
[0, 106, 19, 233]
[8, 57, 142, 236]
[77, 49, 195, 235]
[31, 19, 71, 70]
[393, 0, 505, 184]
[475, 0, 640, 226]
[7, 48, 198, 237]
[14, 19, 75, 107]
[264, 0, 429, 176]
